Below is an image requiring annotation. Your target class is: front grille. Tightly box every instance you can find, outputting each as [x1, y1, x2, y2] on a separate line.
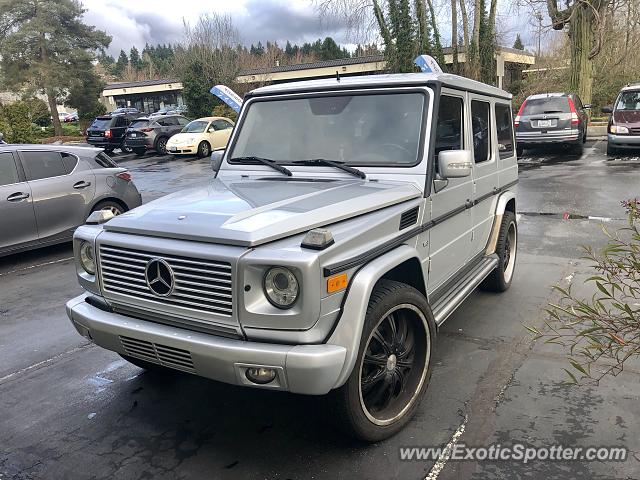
[630, 127, 640, 135]
[99, 245, 233, 317]
[120, 335, 195, 372]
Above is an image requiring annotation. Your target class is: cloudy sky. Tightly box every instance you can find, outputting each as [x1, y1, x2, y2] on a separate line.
[82, 0, 543, 57]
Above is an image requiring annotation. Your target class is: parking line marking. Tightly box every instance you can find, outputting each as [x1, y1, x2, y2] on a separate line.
[0, 342, 93, 384]
[424, 414, 468, 480]
[0, 256, 74, 277]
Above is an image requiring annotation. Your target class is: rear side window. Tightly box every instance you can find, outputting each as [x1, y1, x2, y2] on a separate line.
[20, 151, 66, 180]
[0, 152, 20, 186]
[434, 96, 464, 172]
[93, 152, 118, 168]
[61, 152, 78, 173]
[522, 97, 570, 115]
[471, 100, 491, 163]
[177, 117, 190, 126]
[157, 117, 178, 126]
[212, 119, 233, 130]
[495, 104, 514, 159]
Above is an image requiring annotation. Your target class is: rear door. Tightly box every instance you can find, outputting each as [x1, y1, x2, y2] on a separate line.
[0, 151, 38, 250]
[18, 150, 96, 241]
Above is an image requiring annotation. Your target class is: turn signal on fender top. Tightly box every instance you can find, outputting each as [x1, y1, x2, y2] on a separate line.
[327, 273, 348, 293]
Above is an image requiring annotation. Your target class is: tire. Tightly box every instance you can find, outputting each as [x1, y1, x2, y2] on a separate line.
[91, 199, 126, 217]
[133, 147, 145, 156]
[606, 143, 618, 156]
[516, 145, 524, 157]
[481, 210, 517, 292]
[329, 279, 436, 442]
[572, 141, 584, 155]
[583, 128, 588, 143]
[196, 141, 211, 158]
[120, 145, 132, 154]
[119, 354, 180, 375]
[155, 136, 168, 154]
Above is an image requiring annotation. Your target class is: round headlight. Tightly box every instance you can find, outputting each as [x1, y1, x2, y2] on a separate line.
[79, 241, 96, 275]
[263, 267, 299, 308]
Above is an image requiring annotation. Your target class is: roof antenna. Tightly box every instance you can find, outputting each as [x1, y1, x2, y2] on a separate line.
[336, 70, 340, 82]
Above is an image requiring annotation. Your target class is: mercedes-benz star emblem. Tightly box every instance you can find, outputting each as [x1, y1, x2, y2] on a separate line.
[145, 258, 175, 297]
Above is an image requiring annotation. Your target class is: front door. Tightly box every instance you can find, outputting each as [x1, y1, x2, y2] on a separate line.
[0, 151, 38, 251]
[425, 92, 474, 293]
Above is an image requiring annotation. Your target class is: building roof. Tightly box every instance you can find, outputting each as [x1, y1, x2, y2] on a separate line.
[239, 55, 385, 76]
[248, 72, 511, 100]
[104, 78, 181, 90]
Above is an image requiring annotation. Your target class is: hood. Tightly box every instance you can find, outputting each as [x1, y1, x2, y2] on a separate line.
[613, 110, 640, 127]
[104, 176, 421, 247]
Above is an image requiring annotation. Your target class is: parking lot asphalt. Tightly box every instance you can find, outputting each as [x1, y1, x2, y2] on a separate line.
[1, 141, 639, 479]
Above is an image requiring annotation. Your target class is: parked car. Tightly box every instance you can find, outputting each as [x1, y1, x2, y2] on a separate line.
[602, 85, 640, 155]
[124, 115, 190, 155]
[166, 116, 234, 157]
[167, 105, 188, 115]
[111, 107, 140, 115]
[0, 145, 141, 256]
[515, 92, 589, 155]
[86, 113, 141, 153]
[63, 112, 79, 123]
[66, 72, 517, 442]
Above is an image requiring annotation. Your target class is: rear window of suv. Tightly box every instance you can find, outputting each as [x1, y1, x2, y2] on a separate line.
[522, 97, 570, 115]
[129, 119, 150, 129]
[90, 117, 113, 129]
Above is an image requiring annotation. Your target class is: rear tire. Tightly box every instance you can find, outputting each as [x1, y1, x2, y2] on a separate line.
[196, 141, 211, 158]
[481, 210, 517, 292]
[329, 279, 435, 442]
[572, 141, 584, 155]
[516, 145, 524, 157]
[91, 199, 126, 217]
[120, 145, 132, 154]
[133, 147, 145, 156]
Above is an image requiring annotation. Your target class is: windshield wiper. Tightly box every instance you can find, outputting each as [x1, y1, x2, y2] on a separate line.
[230, 156, 292, 177]
[294, 158, 366, 179]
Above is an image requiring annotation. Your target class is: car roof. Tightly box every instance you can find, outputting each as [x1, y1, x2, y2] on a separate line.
[526, 92, 570, 100]
[620, 84, 640, 92]
[0, 144, 103, 157]
[247, 72, 512, 100]
[192, 116, 229, 122]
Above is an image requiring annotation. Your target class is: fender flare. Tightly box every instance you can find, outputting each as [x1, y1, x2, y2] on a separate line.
[485, 190, 516, 255]
[327, 244, 423, 388]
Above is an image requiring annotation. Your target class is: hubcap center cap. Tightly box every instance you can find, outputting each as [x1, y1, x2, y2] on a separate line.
[386, 354, 397, 371]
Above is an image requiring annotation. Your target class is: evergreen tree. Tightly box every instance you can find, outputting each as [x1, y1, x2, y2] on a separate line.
[114, 50, 128, 76]
[129, 46, 142, 70]
[513, 34, 524, 50]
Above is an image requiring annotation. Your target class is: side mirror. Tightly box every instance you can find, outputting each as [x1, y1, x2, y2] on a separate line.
[438, 150, 472, 179]
[601, 105, 613, 114]
[211, 149, 225, 177]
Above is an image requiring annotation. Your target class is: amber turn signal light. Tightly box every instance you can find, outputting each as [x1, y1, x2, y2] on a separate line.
[327, 273, 348, 293]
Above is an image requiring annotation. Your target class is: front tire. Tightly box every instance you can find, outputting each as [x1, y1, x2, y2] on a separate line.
[329, 280, 435, 442]
[481, 210, 517, 292]
[196, 141, 211, 158]
[155, 136, 168, 154]
[606, 142, 618, 156]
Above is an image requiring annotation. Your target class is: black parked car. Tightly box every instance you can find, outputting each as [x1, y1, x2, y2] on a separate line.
[123, 115, 190, 155]
[515, 92, 590, 155]
[86, 113, 141, 154]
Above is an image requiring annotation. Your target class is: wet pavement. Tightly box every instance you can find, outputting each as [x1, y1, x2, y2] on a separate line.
[1, 141, 639, 479]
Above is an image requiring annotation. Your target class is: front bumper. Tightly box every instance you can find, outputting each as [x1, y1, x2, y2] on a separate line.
[167, 145, 197, 154]
[66, 294, 347, 395]
[608, 134, 640, 148]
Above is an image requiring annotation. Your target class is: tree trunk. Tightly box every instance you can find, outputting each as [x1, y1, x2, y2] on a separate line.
[459, 0, 470, 51]
[426, 0, 444, 65]
[46, 87, 62, 137]
[569, 3, 595, 104]
[467, 0, 482, 79]
[451, 0, 459, 73]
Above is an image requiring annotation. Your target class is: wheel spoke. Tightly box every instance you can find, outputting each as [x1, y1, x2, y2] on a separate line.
[372, 330, 392, 355]
[366, 374, 392, 408]
[364, 352, 387, 367]
[387, 313, 398, 346]
[397, 330, 415, 359]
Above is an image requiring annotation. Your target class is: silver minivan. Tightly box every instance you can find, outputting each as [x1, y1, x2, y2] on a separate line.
[0, 145, 141, 256]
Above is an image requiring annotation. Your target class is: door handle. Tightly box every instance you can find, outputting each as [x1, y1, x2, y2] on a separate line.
[73, 181, 92, 189]
[7, 192, 30, 202]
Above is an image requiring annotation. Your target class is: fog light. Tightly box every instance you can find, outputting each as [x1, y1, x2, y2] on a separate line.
[245, 367, 276, 385]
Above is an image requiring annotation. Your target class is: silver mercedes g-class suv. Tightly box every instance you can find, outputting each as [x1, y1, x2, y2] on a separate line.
[66, 73, 518, 442]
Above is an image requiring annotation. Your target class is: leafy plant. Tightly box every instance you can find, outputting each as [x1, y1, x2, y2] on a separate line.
[0, 102, 36, 143]
[529, 200, 640, 383]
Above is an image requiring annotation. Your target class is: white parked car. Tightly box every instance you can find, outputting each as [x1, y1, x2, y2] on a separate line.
[166, 116, 235, 157]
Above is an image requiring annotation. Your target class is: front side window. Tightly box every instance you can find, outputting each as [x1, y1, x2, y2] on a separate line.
[0, 152, 20, 186]
[20, 151, 66, 180]
[212, 119, 233, 130]
[471, 100, 491, 163]
[229, 92, 427, 166]
[435, 95, 464, 158]
[616, 91, 640, 111]
[182, 120, 209, 133]
[495, 104, 514, 159]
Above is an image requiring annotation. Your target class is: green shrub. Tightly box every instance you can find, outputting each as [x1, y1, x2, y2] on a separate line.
[0, 102, 36, 143]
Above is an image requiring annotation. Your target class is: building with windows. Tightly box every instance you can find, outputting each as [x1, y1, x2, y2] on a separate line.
[100, 79, 183, 114]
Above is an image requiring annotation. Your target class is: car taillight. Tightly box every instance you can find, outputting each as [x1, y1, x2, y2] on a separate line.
[104, 129, 112, 139]
[116, 171, 132, 181]
[567, 98, 580, 125]
[514, 100, 526, 128]
[140, 128, 153, 132]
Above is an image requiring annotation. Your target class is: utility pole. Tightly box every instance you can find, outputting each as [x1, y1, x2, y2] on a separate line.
[535, 11, 544, 58]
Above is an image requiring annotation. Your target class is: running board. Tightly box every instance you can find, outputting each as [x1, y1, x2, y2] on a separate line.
[431, 254, 499, 326]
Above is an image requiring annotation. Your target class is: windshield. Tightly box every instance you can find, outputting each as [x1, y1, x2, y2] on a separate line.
[229, 92, 427, 166]
[182, 120, 209, 133]
[616, 91, 640, 111]
[522, 97, 570, 115]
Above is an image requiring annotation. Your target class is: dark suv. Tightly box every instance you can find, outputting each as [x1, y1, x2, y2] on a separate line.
[123, 115, 190, 155]
[86, 113, 141, 154]
[603, 86, 640, 155]
[515, 93, 589, 155]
